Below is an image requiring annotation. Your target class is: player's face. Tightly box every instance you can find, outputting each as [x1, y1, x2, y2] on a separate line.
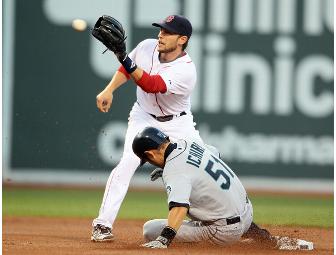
[157, 29, 181, 53]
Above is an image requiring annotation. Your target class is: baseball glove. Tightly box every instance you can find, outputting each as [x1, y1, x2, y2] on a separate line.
[150, 168, 163, 181]
[92, 15, 127, 60]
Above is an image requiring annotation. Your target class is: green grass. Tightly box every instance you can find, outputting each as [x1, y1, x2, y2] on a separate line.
[2, 187, 333, 228]
[249, 195, 333, 228]
[2, 187, 167, 218]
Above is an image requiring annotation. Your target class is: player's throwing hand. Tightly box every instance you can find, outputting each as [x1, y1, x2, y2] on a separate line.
[96, 89, 113, 113]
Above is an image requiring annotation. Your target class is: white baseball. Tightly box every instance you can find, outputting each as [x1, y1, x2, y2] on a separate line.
[72, 19, 87, 32]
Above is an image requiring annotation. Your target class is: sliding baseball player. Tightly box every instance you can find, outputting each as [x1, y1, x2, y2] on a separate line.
[132, 127, 314, 250]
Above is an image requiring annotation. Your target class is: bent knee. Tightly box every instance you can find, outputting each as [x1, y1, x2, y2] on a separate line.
[143, 219, 167, 241]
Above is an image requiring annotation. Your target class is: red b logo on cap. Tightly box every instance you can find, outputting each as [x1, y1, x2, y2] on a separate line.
[165, 15, 175, 23]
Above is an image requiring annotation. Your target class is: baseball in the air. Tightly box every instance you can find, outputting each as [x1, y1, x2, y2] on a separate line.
[72, 19, 87, 32]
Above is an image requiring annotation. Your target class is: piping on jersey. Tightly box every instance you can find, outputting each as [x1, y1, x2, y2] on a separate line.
[166, 140, 188, 163]
[148, 44, 157, 75]
[155, 94, 166, 116]
[149, 44, 167, 116]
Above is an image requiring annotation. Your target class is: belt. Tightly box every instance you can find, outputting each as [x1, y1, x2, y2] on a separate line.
[226, 216, 241, 225]
[150, 111, 187, 122]
[202, 216, 240, 226]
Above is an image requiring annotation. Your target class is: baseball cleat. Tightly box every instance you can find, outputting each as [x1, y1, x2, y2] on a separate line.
[275, 236, 313, 250]
[91, 224, 114, 242]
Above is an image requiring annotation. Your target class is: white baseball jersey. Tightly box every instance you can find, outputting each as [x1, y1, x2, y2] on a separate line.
[162, 139, 248, 221]
[128, 39, 196, 116]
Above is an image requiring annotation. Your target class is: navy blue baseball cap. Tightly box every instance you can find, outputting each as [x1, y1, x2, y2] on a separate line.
[152, 15, 192, 38]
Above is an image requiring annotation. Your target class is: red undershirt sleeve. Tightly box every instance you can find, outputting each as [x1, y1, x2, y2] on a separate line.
[118, 66, 167, 93]
[135, 71, 167, 93]
[117, 65, 131, 80]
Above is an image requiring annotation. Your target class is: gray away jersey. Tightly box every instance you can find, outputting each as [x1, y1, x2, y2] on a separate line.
[162, 139, 248, 221]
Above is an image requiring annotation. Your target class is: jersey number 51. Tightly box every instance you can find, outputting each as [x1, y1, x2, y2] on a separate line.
[204, 155, 234, 190]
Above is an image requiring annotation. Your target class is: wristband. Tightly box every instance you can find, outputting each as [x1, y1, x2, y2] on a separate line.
[158, 226, 176, 246]
[120, 55, 137, 74]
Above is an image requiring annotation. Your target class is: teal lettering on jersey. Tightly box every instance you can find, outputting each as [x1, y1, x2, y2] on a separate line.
[186, 142, 205, 168]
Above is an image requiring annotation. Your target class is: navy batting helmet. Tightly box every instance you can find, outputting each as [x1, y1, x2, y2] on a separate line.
[132, 127, 169, 166]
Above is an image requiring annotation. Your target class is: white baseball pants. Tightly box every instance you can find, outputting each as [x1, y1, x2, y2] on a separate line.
[143, 201, 253, 245]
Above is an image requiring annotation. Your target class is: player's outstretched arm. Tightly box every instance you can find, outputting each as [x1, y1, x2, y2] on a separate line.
[96, 71, 128, 113]
[92, 15, 167, 95]
[92, 15, 132, 113]
[167, 206, 188, 230]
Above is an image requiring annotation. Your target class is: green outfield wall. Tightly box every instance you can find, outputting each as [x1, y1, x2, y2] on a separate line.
[3, 0, 333, 182]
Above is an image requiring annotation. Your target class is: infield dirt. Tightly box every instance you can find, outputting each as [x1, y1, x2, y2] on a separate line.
[3, 216, 333, 255]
